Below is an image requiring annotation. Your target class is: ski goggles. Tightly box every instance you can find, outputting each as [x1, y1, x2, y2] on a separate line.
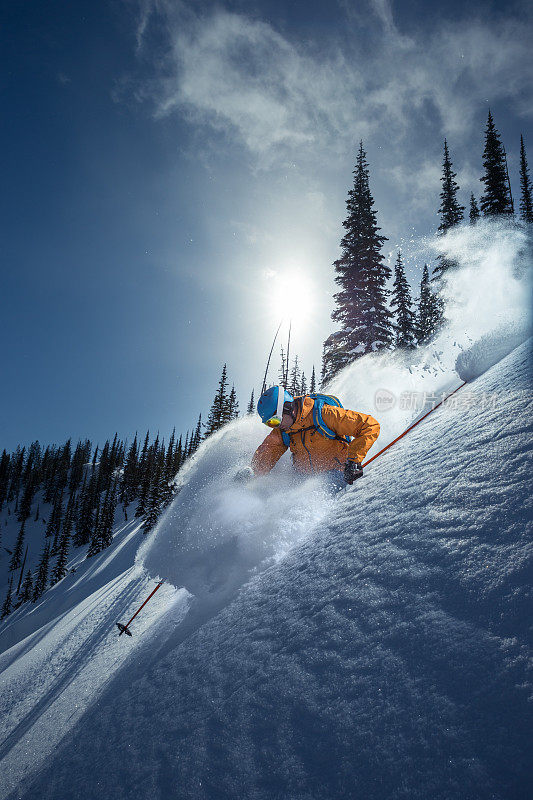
[263, 385, 286, 427]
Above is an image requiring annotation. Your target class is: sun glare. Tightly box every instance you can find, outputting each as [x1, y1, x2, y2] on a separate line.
[268, 270, 315, 327]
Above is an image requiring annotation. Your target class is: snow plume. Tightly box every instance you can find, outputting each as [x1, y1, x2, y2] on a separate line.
[436, 218, 531, 342]
[139, 416, 334, 597]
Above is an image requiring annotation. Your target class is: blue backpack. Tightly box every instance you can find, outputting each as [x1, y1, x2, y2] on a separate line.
[280, 393, 351, 447]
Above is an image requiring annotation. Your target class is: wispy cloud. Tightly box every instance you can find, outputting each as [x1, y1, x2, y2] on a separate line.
[132, 0, 533, 165]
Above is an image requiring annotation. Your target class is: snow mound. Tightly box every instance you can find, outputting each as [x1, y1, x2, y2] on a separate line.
[455, 325, 531, 382]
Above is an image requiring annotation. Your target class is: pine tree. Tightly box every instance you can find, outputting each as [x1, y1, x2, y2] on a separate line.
[416, 265, 441, 345]
[32, 541, 51, 602]
[300, 372, 307, 395]
[18, 454, 37, 522]
[164, 429, 176, 481]
[120, 434, 139, 505]
[323, 141, 392, 382]
[320, 344, 328, 389]
[479, 110, 513, 216]
[74, 471, 94, 547]
[519, 135, 533, 223]
[173, 435, 183, 473]
[8, 447, 25, 503]
[1, 576, 14, 619]
[288, 356, 301, 396]
[137, 431, 150, 475]
[143, 465, 164, 533]
[469, 193, 480, 224]
[9, 522, 26, 571]
[204, 365, 230, 437]
[227, 386, 239, 420]
[69, 439, 91, 493]
[89, 479, 118, 554]
[191, 415, 202, 452]
[309, 366, 316, 394]
[0, 450, 10, 511]
[438, 140, 465, 232]
[135, 444, 153, 519]
[51, 494, 75, 582]
[391, 252, 416, 348]
[46, 490, 64, 541]
[246, 390, 255, 415]
[19, 568, 33, 604]
[433, 140, 465, 279]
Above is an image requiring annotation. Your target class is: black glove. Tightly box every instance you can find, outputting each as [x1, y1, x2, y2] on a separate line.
[344, 459, 363, 484]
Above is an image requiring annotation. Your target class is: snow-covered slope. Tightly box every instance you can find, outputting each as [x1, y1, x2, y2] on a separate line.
[0, 219, 531, 799]
[1, 337, 530, 800]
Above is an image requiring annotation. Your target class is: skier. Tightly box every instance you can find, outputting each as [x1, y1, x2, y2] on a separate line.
[244, 386, 380, 486]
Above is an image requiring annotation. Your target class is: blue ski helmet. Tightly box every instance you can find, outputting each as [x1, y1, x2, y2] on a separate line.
[257, 385, 294, 425]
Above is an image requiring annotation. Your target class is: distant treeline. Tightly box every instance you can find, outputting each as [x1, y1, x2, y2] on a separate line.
[0, 429, 191, 617]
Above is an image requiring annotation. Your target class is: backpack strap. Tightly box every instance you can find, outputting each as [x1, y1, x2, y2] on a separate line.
[281, 396, 351, 447]
[311, 396, 351, 444]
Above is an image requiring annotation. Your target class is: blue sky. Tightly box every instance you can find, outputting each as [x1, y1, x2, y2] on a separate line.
[1, 0, 531, 451]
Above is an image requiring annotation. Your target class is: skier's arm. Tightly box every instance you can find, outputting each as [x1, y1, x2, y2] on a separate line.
[251, 428, 288, 475]
[321, 406, 380, 463]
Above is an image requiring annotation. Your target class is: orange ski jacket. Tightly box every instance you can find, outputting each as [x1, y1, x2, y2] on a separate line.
[252, 395, 380, 475]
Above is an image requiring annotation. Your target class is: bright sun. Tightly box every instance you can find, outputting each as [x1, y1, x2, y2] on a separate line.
[268, 271, 315, 327]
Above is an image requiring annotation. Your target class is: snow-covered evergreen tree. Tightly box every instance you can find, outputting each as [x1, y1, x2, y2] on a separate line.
[205, 365, 230, 437]
[246, 390, 255, 415]
[191, 415, 203, 453]
[46, 490, 63, 540]
[323, 142, 392, 382]
[227, 386, 239, 420]
[32, 541, 51, 602]
[519, 135, 533, 223]
[469, 193, 480, 224]
[391, 252, 416, 348]
[287, 356, 302, 396]
[9, 522, 25, 571]
[433, 140, 465, 280]
[1, 576, 14, 619]
[416, 265, 441, 345]
[309, 366, 316, 394]
[142, 467, 164, 533]
[0, 450, 10, 511]
[51, 494, 75, 581]
[120, 434, 139, 505]
[480, 111, 513, 216]
[173, 436, 183, 473]
[19, 568, 33, 604]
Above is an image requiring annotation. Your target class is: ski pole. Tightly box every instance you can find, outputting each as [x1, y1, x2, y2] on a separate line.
[261, 319, 283, 395]
[116, 580, 164, 637]
[362, 381, 467, 469]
